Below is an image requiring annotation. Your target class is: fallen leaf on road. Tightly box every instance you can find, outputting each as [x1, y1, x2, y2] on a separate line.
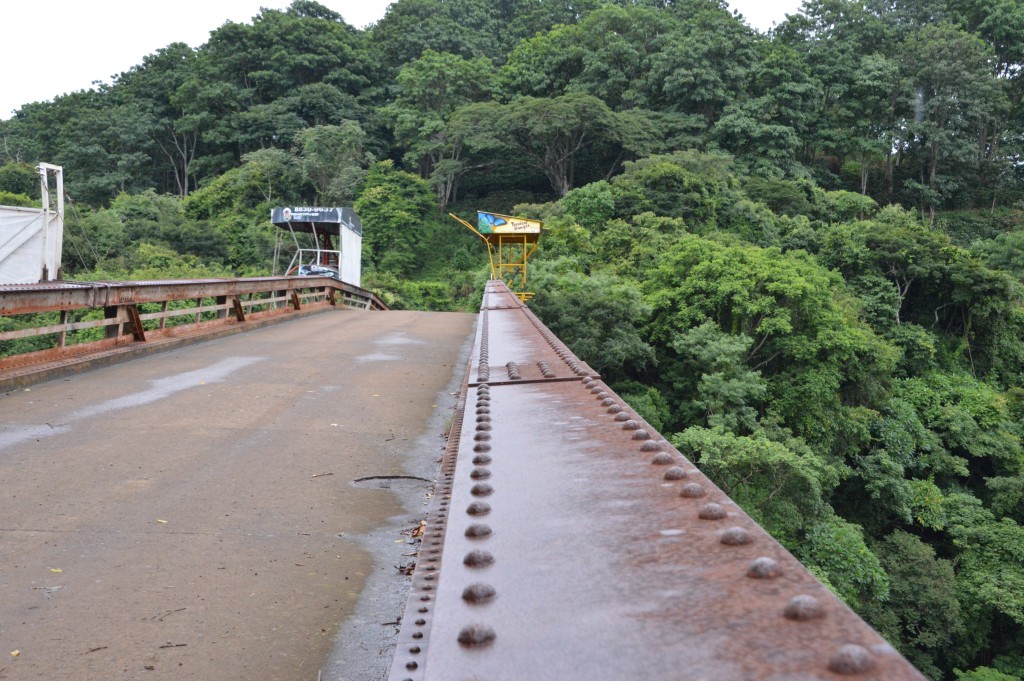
[49, 568, 62, 573]
[156, 519, 168, 524]
[10, 650, 19, 657]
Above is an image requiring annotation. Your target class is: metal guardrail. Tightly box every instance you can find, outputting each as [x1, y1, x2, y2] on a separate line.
[386, 279, 926, 681]
[0, 276, 387, 376]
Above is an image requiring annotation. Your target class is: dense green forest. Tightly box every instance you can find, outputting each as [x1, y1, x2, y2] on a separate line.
[2, 0, 1024, 678]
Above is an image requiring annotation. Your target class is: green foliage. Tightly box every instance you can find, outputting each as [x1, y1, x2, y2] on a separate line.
[670, 322, 765, 433]
[529, 261, 654, 379]
[861, 531, 963, 680]
[3, 4, 1024, 676]
[643, 231, 896, 450]
[674, 426, 840, 545]
[84, 241, 234, 280]
[950, 506, 1024, 626]
[0, 162, 39, 196]
[362, 269, 481, 311]
[0, 191, 36, 207]
[797, 513, 890, 609]
[296, 122, 373, 203]
[614, 381, 671, 432]
[561, 181, 615, 230]
[354, 161, 435, 276]
[954, 668, 1019, 681]
[975, 230, 1024, 282]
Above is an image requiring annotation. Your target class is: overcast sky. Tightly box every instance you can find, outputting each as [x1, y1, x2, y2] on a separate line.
[0, 0, 804, 121]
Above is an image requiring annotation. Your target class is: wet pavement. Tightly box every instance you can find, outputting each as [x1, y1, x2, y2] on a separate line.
[0, 308, 475, 680]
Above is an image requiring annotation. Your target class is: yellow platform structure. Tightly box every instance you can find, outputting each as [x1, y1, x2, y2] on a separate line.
[450, 211, 542, 302]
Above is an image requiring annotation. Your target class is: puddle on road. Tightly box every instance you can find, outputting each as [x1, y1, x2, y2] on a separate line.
[0, 356, 263, 452]
[375, 333, 426, 347]
[354, 353, 400, 362]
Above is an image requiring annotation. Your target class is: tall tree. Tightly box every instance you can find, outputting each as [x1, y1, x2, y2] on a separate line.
[902, 23, 1008, 218]
[385, 50, 495, 182]
[494, 93, 628, 195]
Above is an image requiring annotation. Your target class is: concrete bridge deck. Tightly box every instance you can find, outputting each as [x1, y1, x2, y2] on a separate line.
[0, 309, 475, 680]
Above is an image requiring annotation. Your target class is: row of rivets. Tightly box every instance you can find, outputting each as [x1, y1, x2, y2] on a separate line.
[458, 383, 498, 650]
[477, 310, 490, 383]
[395, 372, 471, 680]
[523, 306, 588, 377]
[581, 375, 870, 676]
[537, 360, 556, 379]
[505, 361, 521, 381]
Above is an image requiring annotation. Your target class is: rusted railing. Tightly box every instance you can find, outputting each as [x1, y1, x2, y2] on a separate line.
[0, 276, 386, 376]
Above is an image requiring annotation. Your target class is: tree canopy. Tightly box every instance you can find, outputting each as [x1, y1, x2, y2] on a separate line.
[3, 2, 1024, 678]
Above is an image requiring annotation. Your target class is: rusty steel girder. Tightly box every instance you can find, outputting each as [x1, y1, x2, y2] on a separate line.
[387, 279, 925, 681]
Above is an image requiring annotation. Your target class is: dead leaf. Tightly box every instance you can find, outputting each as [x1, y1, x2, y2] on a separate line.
[156, 519, 168, 524]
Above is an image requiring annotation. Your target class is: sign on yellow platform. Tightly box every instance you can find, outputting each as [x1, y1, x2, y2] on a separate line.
[477, 211, 542, 235]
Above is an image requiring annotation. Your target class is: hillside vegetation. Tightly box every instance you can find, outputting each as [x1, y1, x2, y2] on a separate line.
[2, 1, 1024, 678]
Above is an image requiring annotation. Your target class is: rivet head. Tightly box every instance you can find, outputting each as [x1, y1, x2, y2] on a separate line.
[601, 398, 615, 406]
[828, 645, 874, 675]
[476, 422, 493, 431]
[663, 466, 688, 480]
[406, 660, 418, 670]
[784, 594, 825, 621]
[473, 443, 492, 453]
[465, 523, 492, 539]
[680, 483, 707, 498]
[470, 467, 491, 480]
[607, 404, 623, 414]
[613, 412, 631, 421]
[621, 420, 640, 430]
[747, 557, 782, 579]
[471, 483, 493, 497]
[720, 526, 751, 545]
[632, 429, 650, 440]
[476, 414, 491, 423]
[467, 501, 491, 516]
[698, 503, 727, 520]
[458, 624, 496, 647]
[462, 582, 497, 603]
[476, 406, 490, 414]
[474, 432, 492, 441]
[472, 453, 492, 465]
[640, 440, 662, 452]
[463, 550, 495, 568]
[596, 392, 609, 400]
[651, 452, 674, 465]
